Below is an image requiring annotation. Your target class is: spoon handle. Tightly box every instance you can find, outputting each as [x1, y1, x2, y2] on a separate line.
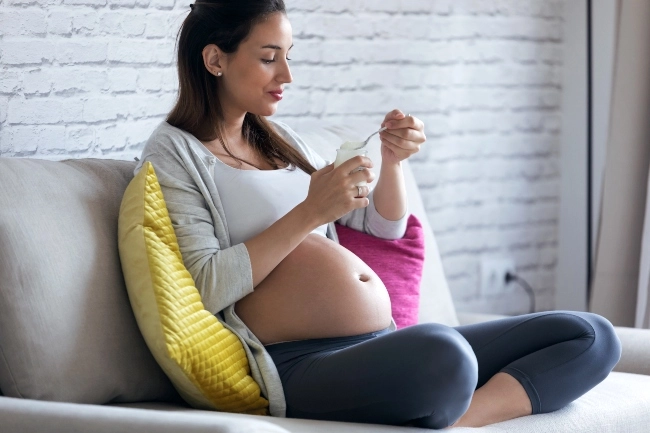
[361, 126, 387, 147]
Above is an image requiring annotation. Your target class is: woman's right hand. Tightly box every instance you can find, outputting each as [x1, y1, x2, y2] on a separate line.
[244, 156, 373, 288]
[301, 156, 375, 226]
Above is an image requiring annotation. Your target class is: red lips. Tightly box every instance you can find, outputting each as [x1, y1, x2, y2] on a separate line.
[268, 90, 283, 101]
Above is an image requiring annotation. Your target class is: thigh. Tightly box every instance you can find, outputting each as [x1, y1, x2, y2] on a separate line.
[453, 310, 599, 388]
[275, 323, 478, 427]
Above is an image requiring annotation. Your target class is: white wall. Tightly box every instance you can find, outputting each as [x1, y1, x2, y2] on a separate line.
[0, 0, 180, 158]
[0, 0, 565, 315]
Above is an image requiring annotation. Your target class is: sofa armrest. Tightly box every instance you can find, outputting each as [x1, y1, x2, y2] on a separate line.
[612, 326, 650, 376]
[0, 397, 288, 433]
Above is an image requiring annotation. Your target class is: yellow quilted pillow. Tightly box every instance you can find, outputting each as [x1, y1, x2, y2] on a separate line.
[118, 161, 269, 415]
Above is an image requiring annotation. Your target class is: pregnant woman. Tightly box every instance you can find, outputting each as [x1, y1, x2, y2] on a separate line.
[136, 0, 622, 429]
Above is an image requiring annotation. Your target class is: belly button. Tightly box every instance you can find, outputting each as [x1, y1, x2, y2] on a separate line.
[358, 273, 370, 282]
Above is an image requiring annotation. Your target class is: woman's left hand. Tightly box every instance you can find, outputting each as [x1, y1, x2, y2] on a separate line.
[379, 109, 426, 165]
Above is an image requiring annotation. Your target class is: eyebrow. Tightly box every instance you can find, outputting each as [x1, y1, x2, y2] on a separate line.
[261, 44, 294, 50]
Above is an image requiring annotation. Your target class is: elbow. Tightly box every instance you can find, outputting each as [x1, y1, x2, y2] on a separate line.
[185, 245, 254, 315]
[187, 264, 224, 316]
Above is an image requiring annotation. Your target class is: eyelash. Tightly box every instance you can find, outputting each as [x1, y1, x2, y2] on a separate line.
[262, 58, 292, 64]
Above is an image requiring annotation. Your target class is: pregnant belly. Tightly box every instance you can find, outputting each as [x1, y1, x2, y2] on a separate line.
[234, 233, 393, 345]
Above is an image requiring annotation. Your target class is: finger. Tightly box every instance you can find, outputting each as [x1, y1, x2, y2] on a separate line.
[382, 108, 406, 124]
[353, 185, 369, 198]
[383, 114, 421, 131]
[353, 196, 370, 208]
[380, 130, 420, 152]
[336, 155, 373, 174]
[382, 140, 416, 160]
[349, 167, 375, 185]
[380, 127, 422, 143]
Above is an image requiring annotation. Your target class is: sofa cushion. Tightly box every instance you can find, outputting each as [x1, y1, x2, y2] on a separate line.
[0, 157, 179, 404]
[290, 121, 460, 326]
[0, 396, 288, 433]
[118, 161, 269, 415]
[335, 215, 425, 329]
[113, 371, 650, 433]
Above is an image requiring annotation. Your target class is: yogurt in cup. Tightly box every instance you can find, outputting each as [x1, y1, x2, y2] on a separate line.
[334, 141, 368, 187]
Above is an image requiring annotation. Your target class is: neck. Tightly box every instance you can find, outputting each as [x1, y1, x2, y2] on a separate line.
[219, 103, 247, 145]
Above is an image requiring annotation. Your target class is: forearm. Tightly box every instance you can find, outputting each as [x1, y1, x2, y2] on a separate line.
[372, 160, 407, 221]
[244, 202, 321, 288]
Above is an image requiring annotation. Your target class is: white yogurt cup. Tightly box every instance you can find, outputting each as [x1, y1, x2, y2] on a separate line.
[334, 147, 368, 187]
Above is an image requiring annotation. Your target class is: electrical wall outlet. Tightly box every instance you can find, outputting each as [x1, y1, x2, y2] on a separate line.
[480, 257, 516, 295]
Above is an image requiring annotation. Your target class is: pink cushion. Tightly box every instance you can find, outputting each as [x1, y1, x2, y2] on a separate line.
[335, 215, 425, 329]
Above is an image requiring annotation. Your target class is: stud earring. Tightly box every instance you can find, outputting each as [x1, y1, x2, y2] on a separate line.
[216, 71, 223, 77]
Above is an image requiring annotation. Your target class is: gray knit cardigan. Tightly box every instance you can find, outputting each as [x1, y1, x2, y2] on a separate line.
[135, 119, 407, 417]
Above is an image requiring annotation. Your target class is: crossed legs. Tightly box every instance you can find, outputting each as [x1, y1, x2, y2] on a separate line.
[267, 311, 621, 429]
[448, 371, 532, 428]
[449, 310, 621, 428]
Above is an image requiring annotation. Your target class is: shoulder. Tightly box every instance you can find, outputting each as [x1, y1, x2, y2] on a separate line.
[144, 121, 195, 152]
[136, 121, 197, 175]
[268, 119, 301, 146]
[267, 119, 326, 169]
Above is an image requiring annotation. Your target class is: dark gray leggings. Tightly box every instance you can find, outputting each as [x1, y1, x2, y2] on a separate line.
[264, 311, 622, 429]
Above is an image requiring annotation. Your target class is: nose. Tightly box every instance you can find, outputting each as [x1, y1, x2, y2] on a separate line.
[278, 58, 293, 84]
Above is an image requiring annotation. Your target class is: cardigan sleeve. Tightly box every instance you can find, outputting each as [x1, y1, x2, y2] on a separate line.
[136, 135, 254, 315]
[270, 120, 408, 240]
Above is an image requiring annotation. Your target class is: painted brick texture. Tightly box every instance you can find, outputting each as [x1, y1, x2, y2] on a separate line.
[0, 0, 563, 315]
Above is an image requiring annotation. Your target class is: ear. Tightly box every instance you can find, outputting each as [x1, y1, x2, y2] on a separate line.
[202, 44, 226, 76]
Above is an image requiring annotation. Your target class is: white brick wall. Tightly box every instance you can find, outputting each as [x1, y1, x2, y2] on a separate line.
[0, 0, 563, 316]
[0, 0, 181, 157]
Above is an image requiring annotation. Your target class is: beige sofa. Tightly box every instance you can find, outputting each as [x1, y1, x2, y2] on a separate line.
[1, 122, 649, 433]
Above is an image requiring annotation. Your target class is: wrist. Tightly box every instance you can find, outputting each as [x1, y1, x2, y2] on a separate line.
[295, 201, 324, 230]
[380, 159, 402, 173]
[379, 159, 403, 183]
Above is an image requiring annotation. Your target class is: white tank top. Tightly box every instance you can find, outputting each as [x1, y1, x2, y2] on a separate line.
[211, 157, 328, 245]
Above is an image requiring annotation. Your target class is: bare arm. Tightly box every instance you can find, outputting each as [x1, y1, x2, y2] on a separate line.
[244, 202, 320, 287]
[373, 110, 426, 222]
[372, 160, 407, 221]
[272, 118, 408, 240]
[244, 157, 374, 287]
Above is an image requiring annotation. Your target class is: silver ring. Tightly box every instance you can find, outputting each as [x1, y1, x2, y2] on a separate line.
[406, 113, 411, 118]
[357, 185, 363, 197]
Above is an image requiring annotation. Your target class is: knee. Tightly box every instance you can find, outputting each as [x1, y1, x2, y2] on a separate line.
[416, 323, 478, 384]
[583, 312, 622, 371]
[404, 324, 478, 425]
[558, 311, 622, 374]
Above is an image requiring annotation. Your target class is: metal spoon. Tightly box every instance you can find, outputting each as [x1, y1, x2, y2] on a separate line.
[353, 126, 387, 150]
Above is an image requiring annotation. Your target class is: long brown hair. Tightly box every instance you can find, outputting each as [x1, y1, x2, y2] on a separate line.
[167, 0, 316, 174]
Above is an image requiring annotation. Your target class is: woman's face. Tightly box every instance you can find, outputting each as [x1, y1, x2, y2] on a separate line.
[211, 12, 293, 118]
